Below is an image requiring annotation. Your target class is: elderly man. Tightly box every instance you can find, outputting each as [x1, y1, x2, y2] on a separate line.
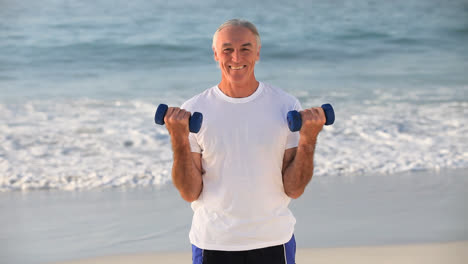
[163, 19, 326, 264]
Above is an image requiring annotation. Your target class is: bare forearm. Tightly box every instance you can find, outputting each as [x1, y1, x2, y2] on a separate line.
[171, 138, 203, 202]
[282, 138, 316, 199]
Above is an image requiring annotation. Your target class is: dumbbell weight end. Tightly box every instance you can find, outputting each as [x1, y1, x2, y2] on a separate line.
[287, 103, 335, 132]
[154, 104, 203, 133]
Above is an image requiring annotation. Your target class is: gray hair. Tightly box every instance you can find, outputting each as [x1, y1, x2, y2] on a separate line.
[212, 19, 261, 49]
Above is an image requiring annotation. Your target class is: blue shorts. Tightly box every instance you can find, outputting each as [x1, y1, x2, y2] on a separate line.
[192, 235, 296, 264]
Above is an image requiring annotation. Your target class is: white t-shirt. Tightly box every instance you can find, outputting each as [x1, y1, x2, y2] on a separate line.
[181, 82, 301, 251]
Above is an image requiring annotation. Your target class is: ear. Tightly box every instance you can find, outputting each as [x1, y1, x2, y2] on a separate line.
[213, 46, 219, 62]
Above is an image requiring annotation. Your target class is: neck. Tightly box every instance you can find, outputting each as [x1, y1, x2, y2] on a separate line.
[218, 78, 259, 98]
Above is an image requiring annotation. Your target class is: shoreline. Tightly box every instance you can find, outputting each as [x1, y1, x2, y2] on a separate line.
[51, 241, 468, 264]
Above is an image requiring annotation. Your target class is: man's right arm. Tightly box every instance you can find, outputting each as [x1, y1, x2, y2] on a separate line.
[165, 107, 203, 202]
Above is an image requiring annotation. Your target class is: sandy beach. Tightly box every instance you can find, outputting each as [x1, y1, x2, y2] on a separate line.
[52, 241, 468, 264]
[2, 168, 467, 264]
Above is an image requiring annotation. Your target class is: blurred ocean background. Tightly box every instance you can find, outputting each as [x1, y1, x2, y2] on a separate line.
[1, 0, 468, 263]
[1, 0, 467, 191]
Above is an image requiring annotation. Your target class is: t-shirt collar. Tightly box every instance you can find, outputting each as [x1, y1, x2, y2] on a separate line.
[214, 82, 264, 103]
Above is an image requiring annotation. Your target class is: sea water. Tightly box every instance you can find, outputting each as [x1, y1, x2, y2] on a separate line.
[1, 0, 467, 191]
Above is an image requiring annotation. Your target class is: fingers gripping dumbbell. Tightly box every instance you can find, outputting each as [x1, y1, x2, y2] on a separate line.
[287, 103, 335, 132]
[154, 104, 203, 133]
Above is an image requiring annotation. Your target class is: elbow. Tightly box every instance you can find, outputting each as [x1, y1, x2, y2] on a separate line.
[173, 179, 203, 203]
[181, 194, 198, 203]
[285, 188, 304, 199]
[180, 190, 200, 203]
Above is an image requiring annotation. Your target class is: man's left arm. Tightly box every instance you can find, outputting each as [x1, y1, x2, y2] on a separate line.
[282, 107, 325, 199]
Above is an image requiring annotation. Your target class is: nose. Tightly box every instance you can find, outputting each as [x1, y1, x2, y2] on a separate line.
[232, 50, 240, 63]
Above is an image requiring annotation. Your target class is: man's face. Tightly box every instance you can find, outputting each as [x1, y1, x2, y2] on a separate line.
[213, 26, 260, 85]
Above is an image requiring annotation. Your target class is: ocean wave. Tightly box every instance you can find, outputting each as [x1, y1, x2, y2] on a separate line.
[1, 42, 210, 67]
[0, 98, 466, 192]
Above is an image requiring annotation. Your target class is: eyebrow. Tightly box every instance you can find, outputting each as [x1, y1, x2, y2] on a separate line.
[221, 43, 253, 48]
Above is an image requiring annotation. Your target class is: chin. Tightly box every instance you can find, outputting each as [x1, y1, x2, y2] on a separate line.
[229, 72, 252, 81]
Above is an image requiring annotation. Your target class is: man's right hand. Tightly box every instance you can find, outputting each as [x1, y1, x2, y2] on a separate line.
[163, 107, 192, 141]
[163, 107, 203, 202]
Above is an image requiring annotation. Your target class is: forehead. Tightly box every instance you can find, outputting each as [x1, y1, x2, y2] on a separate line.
[216, 26, 257, 46]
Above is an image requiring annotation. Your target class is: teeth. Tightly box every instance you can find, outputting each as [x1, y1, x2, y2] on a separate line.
[230, 66, 245, 70]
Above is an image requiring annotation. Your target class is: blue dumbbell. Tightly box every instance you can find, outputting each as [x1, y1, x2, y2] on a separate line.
[154, 104, 203, 133]
[287, 104, 335, 132]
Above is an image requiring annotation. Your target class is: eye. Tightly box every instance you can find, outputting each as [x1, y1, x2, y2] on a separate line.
[223, 48, 233, 53]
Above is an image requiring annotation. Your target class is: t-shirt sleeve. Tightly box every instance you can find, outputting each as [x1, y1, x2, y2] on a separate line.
[285, 99, 302, 149]
[188, 133, 202, 153]
[181, 101, 202, 154]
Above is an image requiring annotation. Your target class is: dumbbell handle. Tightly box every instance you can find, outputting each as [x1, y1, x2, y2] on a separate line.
[154, 104, 203, 133]
[287, 103, 335, 132]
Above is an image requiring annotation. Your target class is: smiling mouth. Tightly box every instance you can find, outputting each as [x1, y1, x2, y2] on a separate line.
[230, 65, 246, 70]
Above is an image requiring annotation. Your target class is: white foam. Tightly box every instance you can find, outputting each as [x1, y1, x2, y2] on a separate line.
[0, 99, 173, 192]
[315, 101, 468, 176]
[0, 99, 467, 192]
